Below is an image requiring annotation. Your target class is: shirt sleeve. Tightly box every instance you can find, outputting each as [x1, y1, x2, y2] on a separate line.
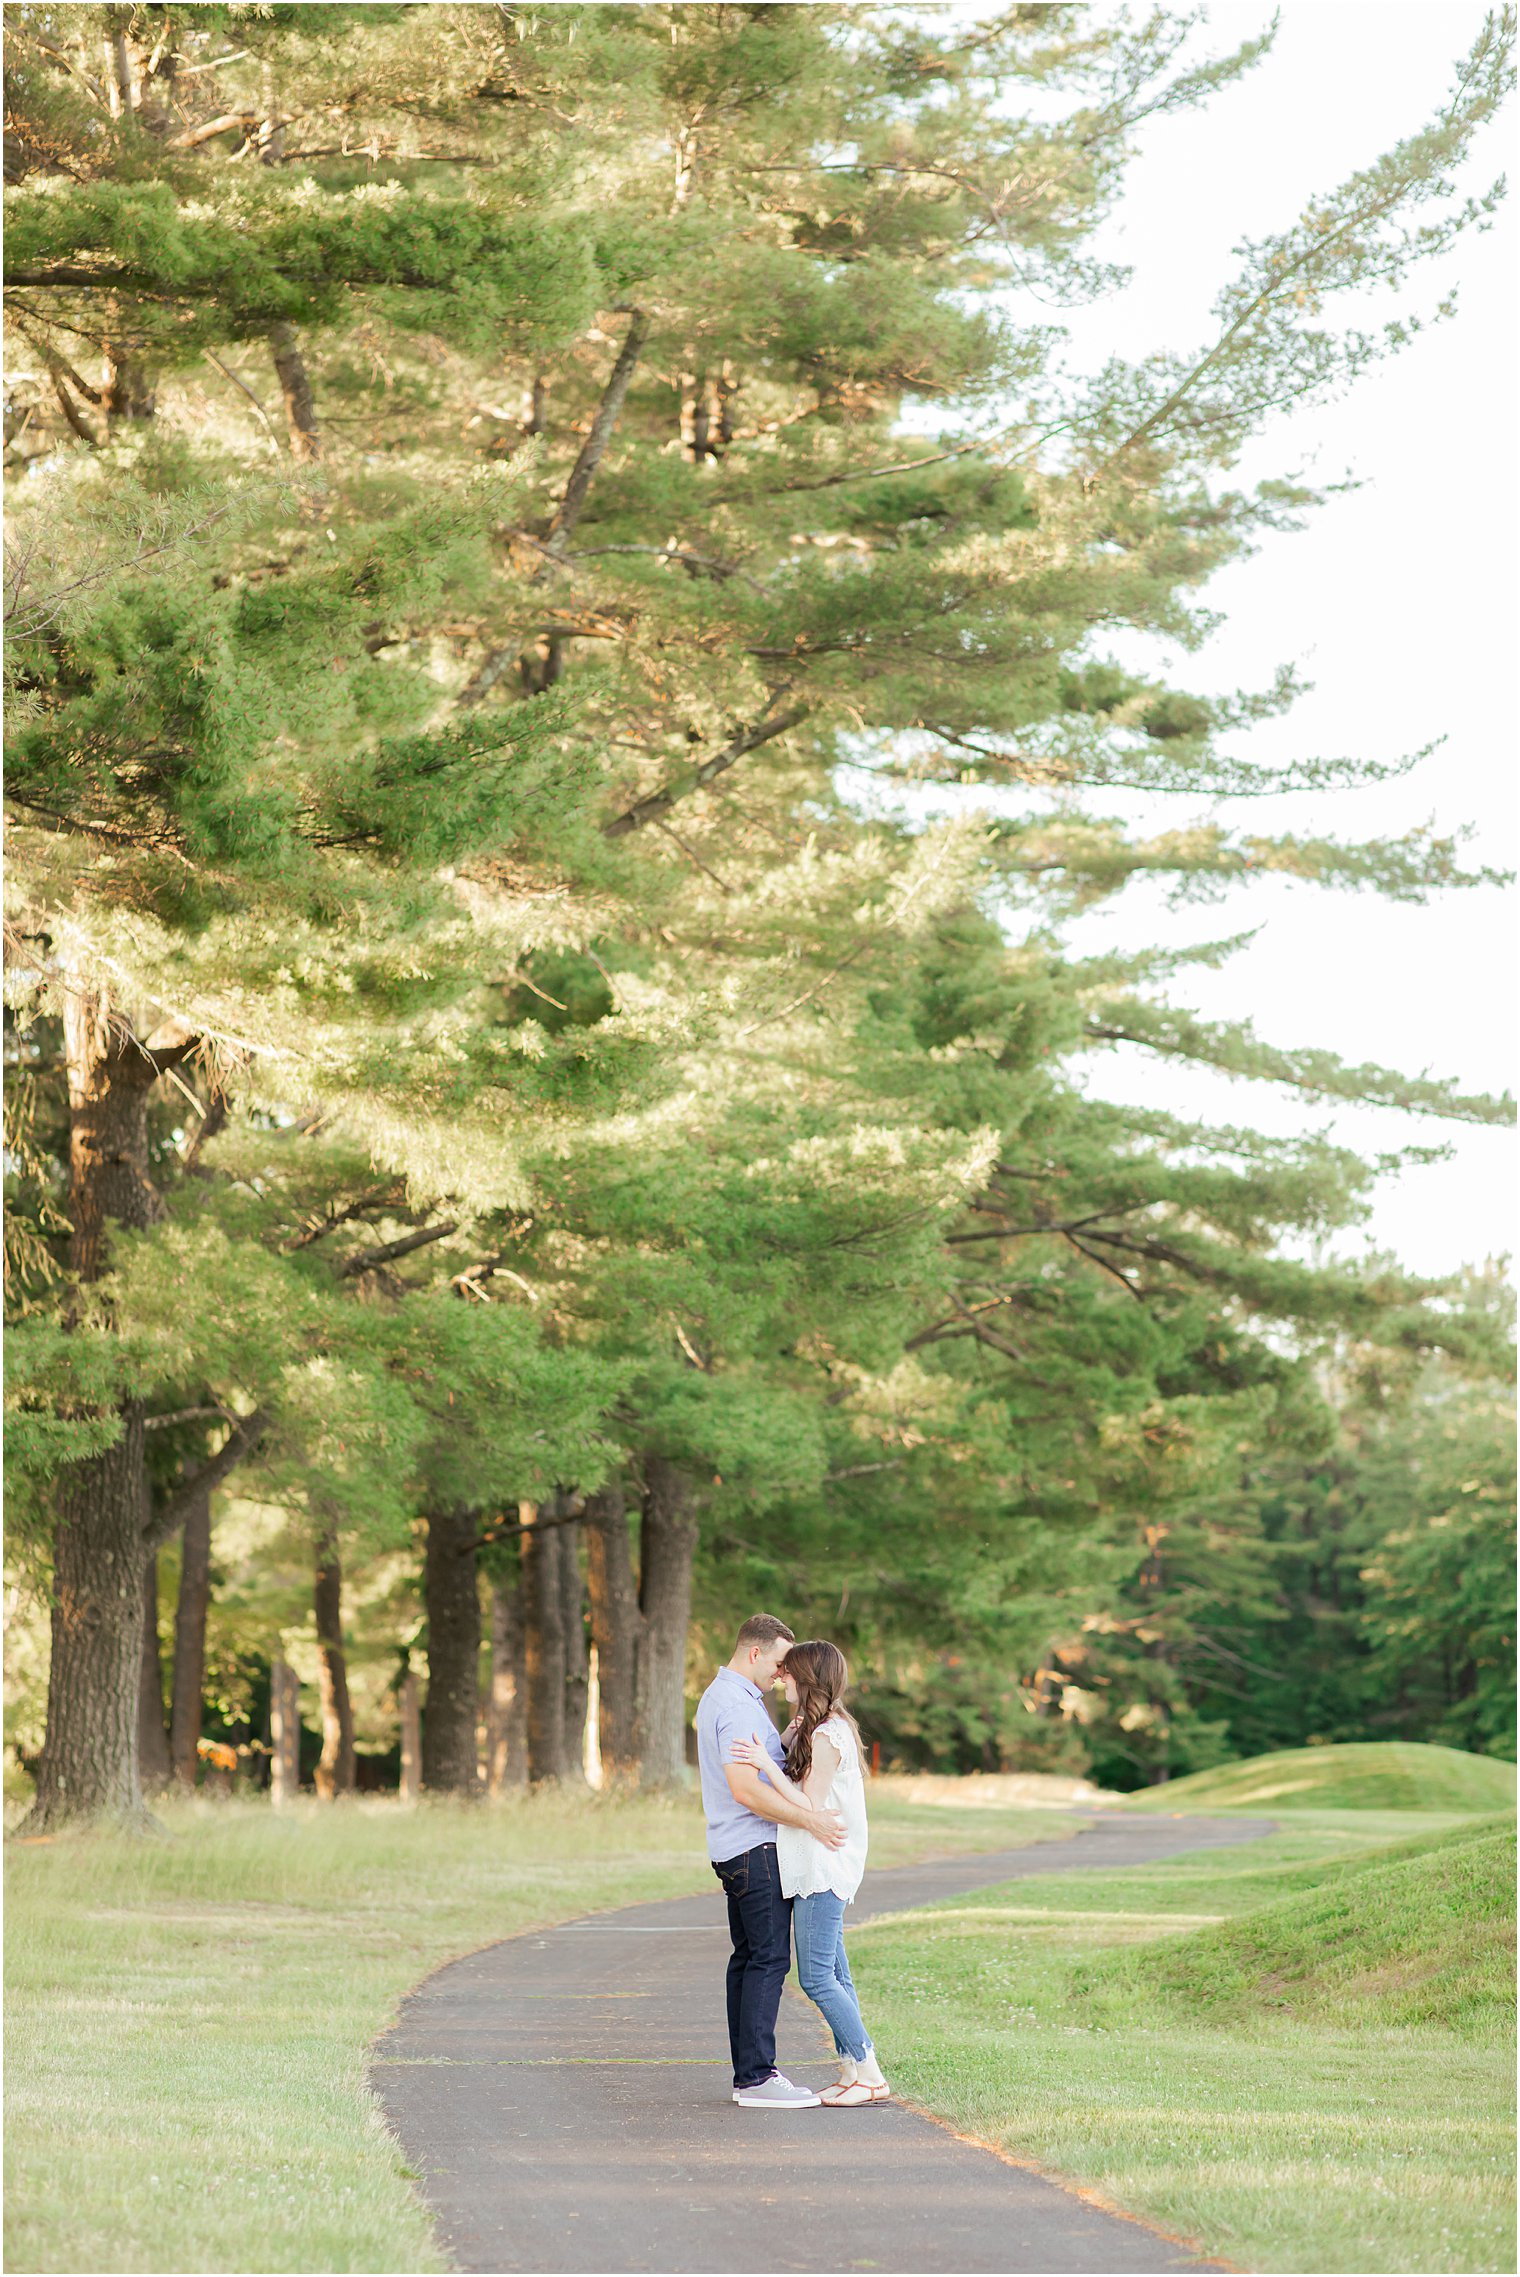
[713, 1691, 784, 1771]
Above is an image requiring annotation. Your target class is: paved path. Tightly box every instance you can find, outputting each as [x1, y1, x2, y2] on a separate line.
[373, 1813, 1273, 2275]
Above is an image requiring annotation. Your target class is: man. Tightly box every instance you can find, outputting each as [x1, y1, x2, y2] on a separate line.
[694, 1613, 847, 2109]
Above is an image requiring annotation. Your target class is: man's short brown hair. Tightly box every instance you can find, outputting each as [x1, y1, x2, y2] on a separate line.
[735, 1613, 795, 1652]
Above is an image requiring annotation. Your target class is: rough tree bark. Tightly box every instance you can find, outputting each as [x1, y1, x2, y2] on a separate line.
[268, 322, 321, 461]
[312, 1529, 356, 1799]
[100, 283, 156, 429]
[422, 1506, 483, 1795]
[522, 1498, 567, 1784]
[269, 1658, 300, 1805]
[168, 1480, 212, 1788]
[710, 360, 736, 453]
[485, 1562, 528, 1792]
[637, 1459, 700, 1788]
[99, 347, 155, 425]
[24, 990, 194, 1831]
[138, 1555, 172, 1792]
[679, 367, 711, 463]
[560, 1517, 590, 1785]
[585, 1485, 644, 1783]
[679, 359, 735, 462]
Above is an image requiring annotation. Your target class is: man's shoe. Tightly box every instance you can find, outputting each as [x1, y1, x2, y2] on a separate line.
[732, 2071, 821, 2108]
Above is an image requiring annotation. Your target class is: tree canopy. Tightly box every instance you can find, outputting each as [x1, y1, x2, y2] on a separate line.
[4, 1, 1514, 1824]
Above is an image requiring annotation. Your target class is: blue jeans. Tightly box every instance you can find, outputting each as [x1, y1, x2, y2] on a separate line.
[792, 1890, 873, 2063]
[712, 1843, 793, 2090]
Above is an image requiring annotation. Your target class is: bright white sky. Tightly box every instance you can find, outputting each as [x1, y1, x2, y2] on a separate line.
[974, 2, 1517, 1279]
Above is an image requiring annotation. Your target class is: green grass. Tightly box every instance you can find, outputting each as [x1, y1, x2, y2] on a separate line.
[3, 1784, 1073, 2274]
[1122, 1740, 1518, 1817]
[847, 1810, 1517, 2275]
[1085, 1818, 1515, 2035]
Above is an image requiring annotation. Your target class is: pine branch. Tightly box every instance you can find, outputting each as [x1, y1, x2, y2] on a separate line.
[458, 1503, 584, 1557]
[336, 1221, 459, 1276]
[946, 1207, 1139, 1243]
[203, 349, 282, 455]
[541, 308, 650, 561]
[46, 366, 101, 445]
[1087, 1007, 1515, 1124]
[166, 110, 260, 150]
[458, 309, 649, 708]
[144, 1404, 232, 1431]
[603, 698, 808, 838]
[710, 426, 1010, 505]
[179, 1087, 229, 1173]
[287, 1188, 403, 1250]
[143, 1409, 269, 1551]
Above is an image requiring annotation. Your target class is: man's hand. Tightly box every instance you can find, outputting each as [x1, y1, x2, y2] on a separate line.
[811, 1808, 848, 1851]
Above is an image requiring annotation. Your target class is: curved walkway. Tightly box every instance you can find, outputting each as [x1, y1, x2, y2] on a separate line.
[373, 1813, 1273, 2275]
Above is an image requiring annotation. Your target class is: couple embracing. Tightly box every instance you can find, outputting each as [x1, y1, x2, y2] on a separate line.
[694, 1613, 891, 2110]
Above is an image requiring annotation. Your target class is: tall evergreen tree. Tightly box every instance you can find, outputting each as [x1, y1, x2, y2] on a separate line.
[5, 3, 1513, 1820]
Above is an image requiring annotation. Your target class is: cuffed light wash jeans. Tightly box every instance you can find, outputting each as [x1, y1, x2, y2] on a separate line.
[791, 1889, 873, 2063]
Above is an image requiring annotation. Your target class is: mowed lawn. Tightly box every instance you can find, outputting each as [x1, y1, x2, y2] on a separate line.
[849, 1808, 1517, 2277]
[3, 1785, 1075, 2274]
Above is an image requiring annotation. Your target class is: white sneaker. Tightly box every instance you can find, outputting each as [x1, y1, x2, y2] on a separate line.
[732, 2070, 821, 2108]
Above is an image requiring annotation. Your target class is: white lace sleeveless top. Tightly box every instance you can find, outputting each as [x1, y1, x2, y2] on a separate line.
[776, 1715, 869, 1903]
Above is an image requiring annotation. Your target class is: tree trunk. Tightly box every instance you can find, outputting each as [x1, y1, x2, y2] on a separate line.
[637, 1459, 700, 1787]
[522, 1498, 567, 1784]
[560, 1517, 589, 1785]
[257, 63, 284, 166]
[23, 986, 197, 1833]
[138, 1554, 171, 1791]
[398, 1668, 422, 1800]
[520, 372, 548, 437]
[269, 1657, 301, 1805]
[268, 321, 321, 461]
[709, 360, 736, 454]
[312, 1531, 356, 1799]
[169, 1480, 212, 1788]
[100, 349, 155, 425]
[486, 1563, 528, 1792]
[422, 1506, 483, 1795]
[27, 1406, 152, 1829]
[586, 1485, 644, 1783]
[100, 286, 156, 428]
[518, 631, 564, 696]
[103, 14, 135, 118]
[679, 367, 711, 462]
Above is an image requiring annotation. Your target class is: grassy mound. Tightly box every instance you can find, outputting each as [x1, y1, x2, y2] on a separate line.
[1076, 1816, 1516, 2034]
[1122, 1739, 1517, 1815]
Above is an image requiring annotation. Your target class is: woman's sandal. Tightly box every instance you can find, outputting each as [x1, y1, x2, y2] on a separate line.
[819, 2079, 891, 2106]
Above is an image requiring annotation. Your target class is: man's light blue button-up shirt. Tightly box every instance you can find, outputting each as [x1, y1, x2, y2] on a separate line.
[694, 1665, 787, 1863]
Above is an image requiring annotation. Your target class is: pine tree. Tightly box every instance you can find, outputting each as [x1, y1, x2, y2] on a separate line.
[6, 3, 1513, 1818]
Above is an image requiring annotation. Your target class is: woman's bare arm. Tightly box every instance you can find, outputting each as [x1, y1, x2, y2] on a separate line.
[801, 1733, 840, 1808]
[729, 1731, 841, 1822]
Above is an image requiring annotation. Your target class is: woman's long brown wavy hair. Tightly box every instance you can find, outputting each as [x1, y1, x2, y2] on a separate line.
[781, 1639, 865, 1785]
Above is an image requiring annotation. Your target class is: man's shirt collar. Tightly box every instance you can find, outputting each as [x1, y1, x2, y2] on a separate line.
[716, 1664, 764, 1704]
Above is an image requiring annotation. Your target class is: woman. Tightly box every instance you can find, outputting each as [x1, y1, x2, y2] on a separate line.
[730, 1639, 890, 2107]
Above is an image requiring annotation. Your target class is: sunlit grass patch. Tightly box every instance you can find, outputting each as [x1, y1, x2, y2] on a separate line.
[1121, 1741, 1517, 1818]
[852, 1812, 1516, 2275]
